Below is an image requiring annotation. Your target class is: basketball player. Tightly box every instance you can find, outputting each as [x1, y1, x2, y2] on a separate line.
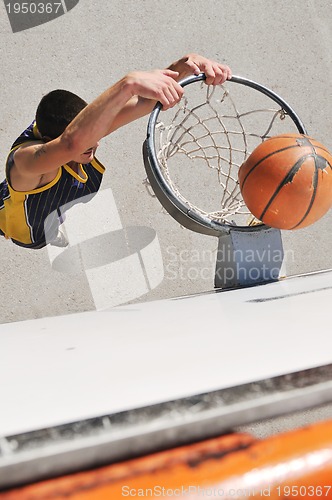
[0, 54, 232, 249]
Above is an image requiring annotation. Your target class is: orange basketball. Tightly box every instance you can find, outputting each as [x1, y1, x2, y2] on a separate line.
[238, 134, 332, 229]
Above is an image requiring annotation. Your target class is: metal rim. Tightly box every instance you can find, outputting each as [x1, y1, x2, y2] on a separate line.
[144, 73, 307, 236]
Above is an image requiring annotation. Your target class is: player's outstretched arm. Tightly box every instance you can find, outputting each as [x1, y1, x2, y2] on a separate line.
[106, 54, 232, 133]
[13, 69, 184, 178]
[13, 55, 231, 179]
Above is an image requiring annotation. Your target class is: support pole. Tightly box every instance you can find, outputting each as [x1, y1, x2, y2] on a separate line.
[215, 227, 285, 288]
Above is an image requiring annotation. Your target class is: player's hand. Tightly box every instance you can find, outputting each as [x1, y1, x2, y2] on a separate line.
[127, 69, 184, 110]
[171, 54, 232, 85]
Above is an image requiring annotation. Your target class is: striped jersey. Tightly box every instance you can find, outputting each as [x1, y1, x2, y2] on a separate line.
[0, 122, 105, 248]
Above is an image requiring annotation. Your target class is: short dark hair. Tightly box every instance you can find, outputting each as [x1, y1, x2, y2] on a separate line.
[36, 89, 87, 139]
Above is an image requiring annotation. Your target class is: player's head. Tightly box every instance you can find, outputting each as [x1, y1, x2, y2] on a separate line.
[35, 89, 87, 140]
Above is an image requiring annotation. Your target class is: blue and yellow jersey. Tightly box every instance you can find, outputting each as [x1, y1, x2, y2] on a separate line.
[0, 122, 105, 248]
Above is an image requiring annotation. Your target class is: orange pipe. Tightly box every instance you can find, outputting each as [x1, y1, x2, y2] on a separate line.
[1, 419, 332, 499]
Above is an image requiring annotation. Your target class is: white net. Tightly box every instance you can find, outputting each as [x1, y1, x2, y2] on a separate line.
[149, 80, 303, 227]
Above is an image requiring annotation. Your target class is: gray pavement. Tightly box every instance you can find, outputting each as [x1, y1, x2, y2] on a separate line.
[0, 0, 331, 435]
[0, 0, 331, 322]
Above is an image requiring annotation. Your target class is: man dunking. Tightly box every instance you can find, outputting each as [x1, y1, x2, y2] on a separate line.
[0, 54, 232, 249]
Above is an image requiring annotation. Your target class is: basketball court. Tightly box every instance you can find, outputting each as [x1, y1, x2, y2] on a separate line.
[0, 0, 331, 320]
[0, 0, 331, 492]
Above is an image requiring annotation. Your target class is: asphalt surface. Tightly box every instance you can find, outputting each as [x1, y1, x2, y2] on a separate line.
[0, 0, 331, 435]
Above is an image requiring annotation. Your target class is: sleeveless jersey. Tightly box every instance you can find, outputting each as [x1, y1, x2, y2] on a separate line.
[0, 122, 105, 248]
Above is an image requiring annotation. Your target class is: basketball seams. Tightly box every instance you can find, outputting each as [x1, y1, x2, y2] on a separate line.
[305, 136, 332, 175]
[311, 145, 331, 156]
[240, 144, 306, 190]
[314, 152, 332, 171]
[290, 165, 319, 229]
[240, 134, 311, 191]
[302, 137, 332, 162]
[239, 133, 332, 230]
[259, 156, 310, 221]
[260, 153, 328, 227]
[290, 154, 332, 229]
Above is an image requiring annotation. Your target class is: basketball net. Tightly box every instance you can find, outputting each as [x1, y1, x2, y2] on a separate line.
[146, 82, 293, 227]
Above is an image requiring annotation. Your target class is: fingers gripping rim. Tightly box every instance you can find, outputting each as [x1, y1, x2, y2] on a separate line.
[143, 73, 307, 236]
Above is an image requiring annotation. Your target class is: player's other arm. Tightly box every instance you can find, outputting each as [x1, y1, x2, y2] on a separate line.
[168, 53, 232, 85]
[106, 54, 232, 133]
[13, 70, 184, 178]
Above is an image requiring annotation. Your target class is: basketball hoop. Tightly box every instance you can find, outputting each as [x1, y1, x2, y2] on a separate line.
[143, 73, 307, 237]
